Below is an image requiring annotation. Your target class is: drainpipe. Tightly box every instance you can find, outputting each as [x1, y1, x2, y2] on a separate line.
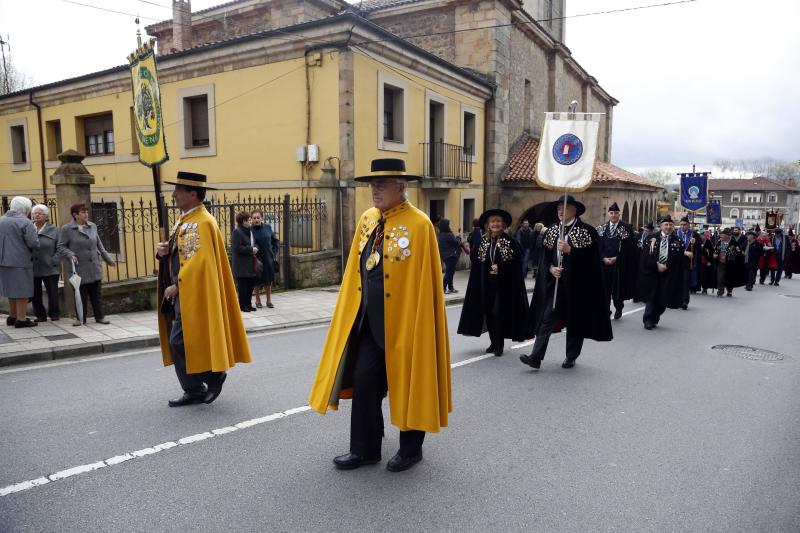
[29, 90, 47, 201]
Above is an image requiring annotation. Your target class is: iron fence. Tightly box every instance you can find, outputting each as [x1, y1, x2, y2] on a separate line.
[420, 141, 474, 181]
[2, 193, 327, 287]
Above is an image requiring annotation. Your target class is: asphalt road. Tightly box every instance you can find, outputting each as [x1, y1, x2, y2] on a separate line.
[1, 279, 799, 532]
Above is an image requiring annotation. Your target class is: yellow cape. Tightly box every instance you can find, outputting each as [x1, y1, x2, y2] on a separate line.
[158, 205, 252, 373]
[309, 201, 452, 433]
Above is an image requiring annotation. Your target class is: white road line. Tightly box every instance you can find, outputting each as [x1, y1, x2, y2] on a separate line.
[0, 347, 491, 498]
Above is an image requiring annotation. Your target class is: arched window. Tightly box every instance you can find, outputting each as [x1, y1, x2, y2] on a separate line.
[729, 208, 740, 218]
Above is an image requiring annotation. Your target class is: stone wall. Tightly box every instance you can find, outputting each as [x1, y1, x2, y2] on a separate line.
[376, 10, 456, 63]
[289, 250, 342, 288]
[509, 27, 549, 140]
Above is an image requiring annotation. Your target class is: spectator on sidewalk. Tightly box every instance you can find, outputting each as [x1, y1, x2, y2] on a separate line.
[531, 222, 544, 277]
[231, 212, 258, 312]
[157, 171, 251, 407]
[59, 203, 116, 326]
[0, 196, 39, 328]
[466, 218, 482, 253]
[436, 218, 461, 294]
[31, 204, 68, 322]
[515, 219, 536, 278]
[250, 209, 279, 308]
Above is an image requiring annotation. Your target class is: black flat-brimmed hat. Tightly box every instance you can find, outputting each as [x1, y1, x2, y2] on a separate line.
[355, 158, 422, 182]
[545, 194, 586, 219]
[641, 221, 655, 230]
[479, 208, 512, 228]
[680, 216, 690, 223]
[608, 202, 620, 212]
[164, 171, 217, 190]
[658, 214, 674, 224]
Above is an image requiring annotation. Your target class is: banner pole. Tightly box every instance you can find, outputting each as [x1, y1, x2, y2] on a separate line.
[152, 166, 168, 242]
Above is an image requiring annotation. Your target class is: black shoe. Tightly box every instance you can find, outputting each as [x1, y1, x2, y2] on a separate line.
[485, 345, 495, 354]
[449, 288, 458, 294]
[168, 392, 206, 407]
[493, 344, 504, 357]
[561, 358, 576, 369]
[519, 354, 541, 370]
[759, 281, 765, 285]
[204, 372, 227, 404]
[614, 309, 623, 319]
[727, 292, 732, 297]
[745, 287, 752, 291]
[266, 302, 274, 308]
[248, 307, 257, 312]
[333, 453, 381, 470]
[386, 452, 422, 472]
[256, 302, 263, 309]
[644, 323, 654, 330]
[35, 316, 47, 323]
[6, 316, 16, 326]
[774, 283, 780, 287]
[680, 305, 688, 310]
[14, 319, 37, 328]
[769, 281, 774, 286]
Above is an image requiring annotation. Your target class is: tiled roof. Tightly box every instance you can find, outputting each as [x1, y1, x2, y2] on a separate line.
[360, 0, 426, 12]
[709, 177, 800, 192]
[502, 136, 662, 189]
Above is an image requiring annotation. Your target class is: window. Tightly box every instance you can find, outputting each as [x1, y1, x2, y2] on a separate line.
[177, 84, 216, 158]
[462, 198, 475, 235]
[730, 192, 740, 202]
[744, 193, 761, 203]
[768, 193, 778, 203]
[10, 125, 26, 163]
[91, 201, 120, 254]
[463, 111, 476, 157]
[383, 85, 404, 142]
[184, 95, 209, 147]
[45, 120, 62, 160]
[82, 113, 114, 156]
[743, 209, 761, 220]
[377, 72, 408, 152]
[524, 79, 532, 133]
[729, 208, 740, 218]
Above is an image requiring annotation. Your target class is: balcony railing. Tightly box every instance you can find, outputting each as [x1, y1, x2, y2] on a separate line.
[420, 141, 473, 181]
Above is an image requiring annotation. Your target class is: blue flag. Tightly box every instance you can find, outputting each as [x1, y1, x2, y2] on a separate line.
[680, 172, 709, 211]
[706, 200, 721, 224]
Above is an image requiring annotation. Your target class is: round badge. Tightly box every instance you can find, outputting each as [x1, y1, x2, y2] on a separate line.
[402, 249, 411, 257]
[552, 133, 583, 166]
[397, 237, 410, 249]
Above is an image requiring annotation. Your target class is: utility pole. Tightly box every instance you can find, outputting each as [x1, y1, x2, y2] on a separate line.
[0, 34, 10, 95]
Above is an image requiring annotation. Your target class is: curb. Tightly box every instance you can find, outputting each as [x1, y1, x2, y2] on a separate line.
[0, 288, 533, 369]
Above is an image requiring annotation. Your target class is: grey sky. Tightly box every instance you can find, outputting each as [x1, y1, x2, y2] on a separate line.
[2, 0, 798, 171]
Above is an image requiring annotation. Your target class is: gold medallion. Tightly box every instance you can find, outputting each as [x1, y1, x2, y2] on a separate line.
[366, 251, 381, 271]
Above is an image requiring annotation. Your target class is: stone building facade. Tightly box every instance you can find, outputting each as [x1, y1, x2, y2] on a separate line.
[708, 178, 800, 229]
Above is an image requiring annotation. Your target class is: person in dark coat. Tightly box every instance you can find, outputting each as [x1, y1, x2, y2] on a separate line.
[770, 228, 787, 286]
[699, 230, 716, 294]
[436, 219, 462, 294]
[632, 221, 654, 303]
[724, 227, 747, 293]
[676, 216, 701, 309]
[250, 209, 280, 308]
[59, 203, 116, 326]
[466, 218, 481, 253]
[0, 196, 39, 328]
[784, 229, 800, 278]
[638, 214, 684, 330]
[713, 228, 745, 297]
[31, 204, 68, 322]
[520, 195, 612, 370]
[231, 212, 258, 312]
[531, 222, 544, 278]
[458, 209, 529, 357]
[596, 202, 636, 319]
[515, 219, 536, 278]
[743, 230, 763, 291]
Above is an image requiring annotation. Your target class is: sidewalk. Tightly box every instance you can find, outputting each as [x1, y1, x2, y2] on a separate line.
[0, 270, 536, 368]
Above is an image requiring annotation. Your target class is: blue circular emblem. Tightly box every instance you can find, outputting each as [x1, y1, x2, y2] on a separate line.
[552, 133, 583, 166]
[688, 185, 701, 200]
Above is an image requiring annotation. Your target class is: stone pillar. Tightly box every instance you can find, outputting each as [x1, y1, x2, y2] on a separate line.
[50, 150, 94, 319]
[172, 0, 192, 52]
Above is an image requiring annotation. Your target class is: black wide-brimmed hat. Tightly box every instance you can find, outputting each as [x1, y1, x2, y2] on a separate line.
[608, 202, 620, 212]
[658, 214, 674, 224]
[479, 208, 512, 228]
[545, 194, 586, 219]
[680, 216, 690, 224]
[355, 158, 422, 183]
[642, 221, 655, 230]
[164, 171, 217, 190]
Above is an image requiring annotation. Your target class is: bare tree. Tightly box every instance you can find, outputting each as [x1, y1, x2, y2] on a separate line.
[0, 38, 31, 95]
[642, 168, 676, 186]
[712, 157, 799, 184]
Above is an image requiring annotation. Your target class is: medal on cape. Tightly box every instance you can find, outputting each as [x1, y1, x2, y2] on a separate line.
[366, 222, 385, 271]
[366, 251, 381, 271]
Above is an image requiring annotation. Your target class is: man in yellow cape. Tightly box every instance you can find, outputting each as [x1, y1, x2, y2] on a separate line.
[309, 159, 452, 472]
[157, 172, 251, 407]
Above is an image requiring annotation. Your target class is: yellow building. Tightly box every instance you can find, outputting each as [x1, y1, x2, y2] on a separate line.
[0, 10, 491, 285]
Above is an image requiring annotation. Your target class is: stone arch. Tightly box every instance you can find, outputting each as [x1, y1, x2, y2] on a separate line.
[519, 201, 558, 228]
[639, 199, 645, 227]
[631, 201, 639, 228]
[622, 201, 630, 223]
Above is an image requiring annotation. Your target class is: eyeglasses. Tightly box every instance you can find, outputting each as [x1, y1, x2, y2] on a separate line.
[369, 180, 400, 191]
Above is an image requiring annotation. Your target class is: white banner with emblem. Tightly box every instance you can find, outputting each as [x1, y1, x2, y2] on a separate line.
[535, 116, 601, 193]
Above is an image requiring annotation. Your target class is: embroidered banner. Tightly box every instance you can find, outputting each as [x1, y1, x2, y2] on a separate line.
[128, 41, 169, 167]
[679, 172, 709, 211]
[535, 119, 599, 192]
[706, 200, 721, 224]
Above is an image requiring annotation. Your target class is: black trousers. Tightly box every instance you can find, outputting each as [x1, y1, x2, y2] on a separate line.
[77, 280, 103, 323]
[746, 263, 758, 289]
[681, 268, 691, 306]
[169, 296, 222, 395]
[350, 317, 425, 459]
[602, 264, 624, 313]
[484, 288, 503, 351]
[33, 274, 60, 319]
[643, 298, 666, 326]
[759, 266, 770, 284]
[236, 276, 255, 310]
[529, 290, 584, 362]
[771, 260, 784, 284]
[443, 256, 457, 291]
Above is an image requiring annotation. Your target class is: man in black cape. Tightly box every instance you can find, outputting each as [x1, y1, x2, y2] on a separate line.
[743, 230, 763, 291]
[714, 228, 746, 296]
[597, 202, 636, 319]
[638, 214, 684, 330]
[520, 195, 612, 370]
[676, 216, 701, 309]
[458, 209, 529, 356]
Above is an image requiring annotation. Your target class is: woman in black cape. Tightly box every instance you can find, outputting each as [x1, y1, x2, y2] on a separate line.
[457, 209, 529, 357]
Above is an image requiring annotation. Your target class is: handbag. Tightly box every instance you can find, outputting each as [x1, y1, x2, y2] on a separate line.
[250, 231, 264, 275]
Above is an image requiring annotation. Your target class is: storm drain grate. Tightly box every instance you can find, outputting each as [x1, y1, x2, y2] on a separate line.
[712, 345, 787, 362]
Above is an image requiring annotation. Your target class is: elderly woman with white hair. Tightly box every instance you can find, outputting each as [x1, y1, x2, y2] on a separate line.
[0, 196, 40, 328]
[31, 204, 67, 322]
